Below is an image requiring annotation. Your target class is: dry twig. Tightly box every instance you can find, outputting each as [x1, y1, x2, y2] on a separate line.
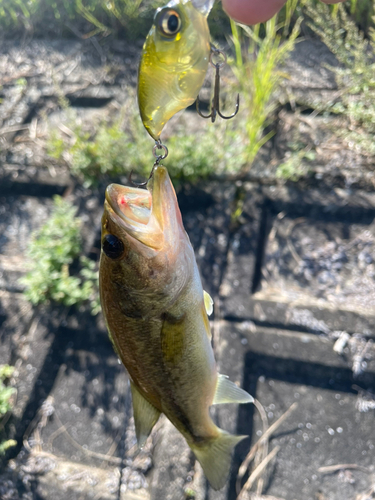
[318, 464, 370, 474]
[355, 484, 375, 500]
[236, 402, 298, 497]
[253, 399, 269, 496]
[237, 447, 280, 499]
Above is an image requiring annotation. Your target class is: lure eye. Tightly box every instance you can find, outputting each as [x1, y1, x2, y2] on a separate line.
[102, 234, 125, 260]
[159, 9, 181, 37]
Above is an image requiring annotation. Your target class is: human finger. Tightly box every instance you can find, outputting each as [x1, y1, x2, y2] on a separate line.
[222, 0, 346, 25]
[221, 0, 287, 25]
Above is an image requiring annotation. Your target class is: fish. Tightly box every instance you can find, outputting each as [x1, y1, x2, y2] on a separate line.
[138, 0, 215, 140]
[99, 165, 253, 490]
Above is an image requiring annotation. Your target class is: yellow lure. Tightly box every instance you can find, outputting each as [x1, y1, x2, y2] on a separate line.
[138, 0, 214, 140]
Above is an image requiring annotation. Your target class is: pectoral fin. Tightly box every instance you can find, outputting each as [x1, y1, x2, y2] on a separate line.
[130, 381, 161, 448]
[212, 374, 254, 405]
[203, 290, 214, 316]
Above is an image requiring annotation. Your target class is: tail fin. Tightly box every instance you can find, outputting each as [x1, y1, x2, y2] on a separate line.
[190, 431, 247, 490]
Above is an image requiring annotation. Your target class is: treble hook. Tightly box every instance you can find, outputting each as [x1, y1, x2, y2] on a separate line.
[129, 140, 169, 187]
[196, 47, 240, 123]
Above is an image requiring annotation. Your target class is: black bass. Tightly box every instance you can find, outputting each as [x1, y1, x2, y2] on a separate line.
[99, 166, 253, 490]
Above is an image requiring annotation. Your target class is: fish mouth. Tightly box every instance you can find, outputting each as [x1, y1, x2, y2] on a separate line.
[104, 166, 181, 250]
[105, 184, 152, 227]
[104, 182, 162, 250]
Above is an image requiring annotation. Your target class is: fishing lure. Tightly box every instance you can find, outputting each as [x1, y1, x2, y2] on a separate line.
[138, 0, 213, 141]
[138, 0, 238, 143]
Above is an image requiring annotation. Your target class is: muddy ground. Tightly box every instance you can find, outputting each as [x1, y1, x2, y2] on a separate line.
[0, 34, 374, 500]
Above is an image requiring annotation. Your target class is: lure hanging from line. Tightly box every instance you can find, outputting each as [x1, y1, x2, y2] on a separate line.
[137, 0, 215, 141]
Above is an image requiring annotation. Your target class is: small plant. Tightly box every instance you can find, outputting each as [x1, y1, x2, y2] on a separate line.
[47, 117, 151, 187]
[47, 130, 66, 161]
[47, 102, 226, 185]
[349, 0, 374, 33]
[0, 365, 16, 456]
[184, 488, 196, 500]
[76, 0, 162, 38]
[276, 143, 316, 181]
[70, 123, 140, 187]
[20, 196, 100, 314]
[0, 0, 161, 38]
[306, 2, 375, 94]
[228, 0, 302, 170]
[306, 2, 375, 156]
[164, 130, 224, 182]
[0, 0, 75, 33]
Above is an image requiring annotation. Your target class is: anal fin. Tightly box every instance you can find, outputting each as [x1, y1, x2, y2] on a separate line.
[212, 374, 254, 405]
[130, 381, 161, 448]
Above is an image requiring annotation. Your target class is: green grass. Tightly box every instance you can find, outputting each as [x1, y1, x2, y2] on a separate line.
[276, 143, 316, 181]
[2, 0, 371, 40]
[0, 0, 162, 37]
[47, 99, 229, 185]
[349, 0, 374, 33]
[48, 121, 142, 187]
[306, 1, 375, 156]
[227, 0, 302, 170]
[0, 0, 373, 41]
[45, 0, 304, 181]
[76, 0, 162, 38]
[38, 0, 375, 181]
[20, 196, 100, 314]
[0, 0, 231, 39]
[0, 365, 16, 456]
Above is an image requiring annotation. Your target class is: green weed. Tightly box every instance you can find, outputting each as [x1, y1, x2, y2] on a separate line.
[46, 0, 302, 181]
[47, 131, 65, 161]
[306, 2, 375, 156]
[47, 112, 150, 187]
[164, 130, 223, 182]
[276, 143, 316, 181]
[306, 3, 374, 93]
[349, 0, 373, 33]
[184, 488, 196, 500]
[228, 0, 302, 171]
[0, 0, 231, 38]
[20, 196, 100, 315]
[0, 0, 159, 37]
[70, 123, 141, 187]
[76, 0, 162, 38]
[0, 0, 74, 33]
[47, 102, 226, 185]
[0, 365, 16, 456]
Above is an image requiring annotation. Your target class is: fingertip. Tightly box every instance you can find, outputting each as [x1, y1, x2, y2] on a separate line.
[222, 0, 287, 25]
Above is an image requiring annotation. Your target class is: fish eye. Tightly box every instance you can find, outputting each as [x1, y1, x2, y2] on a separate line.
[159, 9, 182, 37]
[102, 234, 125, 260]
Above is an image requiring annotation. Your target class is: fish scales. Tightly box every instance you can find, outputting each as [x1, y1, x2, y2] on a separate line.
[99, 166, 253, 490]
[101, 242, 216, 435]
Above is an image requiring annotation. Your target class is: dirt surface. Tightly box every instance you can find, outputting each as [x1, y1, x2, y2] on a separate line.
[0, 35, 374, 500]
